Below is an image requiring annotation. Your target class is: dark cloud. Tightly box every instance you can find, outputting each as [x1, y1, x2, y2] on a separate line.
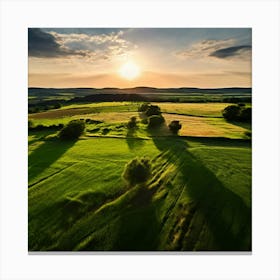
[28, 28, 86, 58]
[209, 45, 251, 58]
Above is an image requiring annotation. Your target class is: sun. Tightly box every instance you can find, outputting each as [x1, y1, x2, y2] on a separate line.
[119, 61, 140, 80]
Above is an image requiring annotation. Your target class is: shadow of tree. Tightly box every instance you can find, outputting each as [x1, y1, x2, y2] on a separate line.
[146, 121, 171, 137]
[229, 120, 252, 130]
[152, 136, 251, 251]
[28, 138, 77, 182]
[126, 128, 145, 151]
[138, 111, 146, 120]
[109, 185, 160, 251]
[28, 130, 58, 146]
[70, 185, 161, 251]
[113, 187, 160, 251]
[180, 136, 251, 148]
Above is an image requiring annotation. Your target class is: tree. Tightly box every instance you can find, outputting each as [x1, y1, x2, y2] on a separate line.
[122, 157, 151, 186]
[239, 107, 252, 122]
[138, 102, 150, 112]
[145, 105, 161, 117]
[222, 104, 252, 122]
[147, 115, 165, 128]
[58, 120, 85, 140]
[222, 105, 241, 121]
[127, 116, 137, 129]
[168, 120, 182, 134]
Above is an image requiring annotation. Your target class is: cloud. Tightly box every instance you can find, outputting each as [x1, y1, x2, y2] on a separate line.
[50, 30, 135, 61]
[28, 28, 136, 61]
[51, 31, 126, 46]
[176, 39, 234, 58]
[209, 45, 251, 58]
[28, 28, 87, 58]
[176, 39, 251, 60]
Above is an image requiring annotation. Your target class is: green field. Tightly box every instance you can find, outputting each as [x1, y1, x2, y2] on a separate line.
[29, 102, 250, 139]
[28, 101, 251, 251]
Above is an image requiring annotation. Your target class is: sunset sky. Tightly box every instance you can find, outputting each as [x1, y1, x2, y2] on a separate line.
[28, 28, 251, 88]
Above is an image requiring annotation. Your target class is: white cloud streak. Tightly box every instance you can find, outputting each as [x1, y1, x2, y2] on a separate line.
[176, 39, 251, 60]
[49, 31, 136, 61]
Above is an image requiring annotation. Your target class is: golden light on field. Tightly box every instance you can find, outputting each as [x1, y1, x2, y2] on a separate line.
[118, 61, 141, 80]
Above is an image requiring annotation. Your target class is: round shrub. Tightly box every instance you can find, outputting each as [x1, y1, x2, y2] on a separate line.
[58, 120, 85, 140]
[222, 105, 241, 121]
[239, 107, 252, 122]
[147, 115, 165, 129]
[127, 116, 137, 129]
[168, 120, 182, 134]
[222, 105, 252, 122]
[145, 105, 161, 117]
[138, 102, 150, 112]
[102, 128, 110, 135]
[122, 157, 151, 186]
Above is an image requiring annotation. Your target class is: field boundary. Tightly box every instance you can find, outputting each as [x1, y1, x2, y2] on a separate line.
[85, 134, 251, 144]
[163, 112, 222, 118]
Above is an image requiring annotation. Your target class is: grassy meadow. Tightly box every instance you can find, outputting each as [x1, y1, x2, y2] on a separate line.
[28, 100, 252, 251]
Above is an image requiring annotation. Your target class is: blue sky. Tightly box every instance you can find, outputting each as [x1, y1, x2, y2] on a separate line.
[29, 28, 251, 88]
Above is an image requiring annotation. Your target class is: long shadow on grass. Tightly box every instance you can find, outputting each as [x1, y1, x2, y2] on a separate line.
[229, 121, 252, 130]
[109, 185, 160, 251]
[181, 136, 251, 148]
[28, 138, 77, 183]
[152, 136, 251, 251]
[28, 130, 57, 146]
[126, 128, 145, 151]
[57, 185, 161, 251]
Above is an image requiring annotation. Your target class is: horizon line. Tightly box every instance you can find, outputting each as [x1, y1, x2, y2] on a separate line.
[28, 86, 252, 90]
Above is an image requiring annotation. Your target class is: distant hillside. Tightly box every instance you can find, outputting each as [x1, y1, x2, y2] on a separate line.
[28, 87, 252, 112]
[29, 86, 252, 96]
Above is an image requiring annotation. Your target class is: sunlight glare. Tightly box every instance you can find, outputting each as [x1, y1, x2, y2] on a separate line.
[119, 61, 140, 80]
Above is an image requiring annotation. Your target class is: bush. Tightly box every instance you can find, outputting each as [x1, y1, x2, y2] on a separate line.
[29, 123, 64, 131]
[127, 116, 137, 129]
[49, 124, 64, 129]
[168, 120, 182, 134]
[85, 119, 103, 124]
[138, 102, 150, 112]
[145, 105, 161, 117]
[239, 107, 252, 122]
[147, 115, 165, 129]
[222, 105, 241, 121]
[58, 120, 85, 140]
[89, 128, 100, 133]
[222, 105, 252, 122]
[122, 157, 151, 186]
[102, 128, 110, 135]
